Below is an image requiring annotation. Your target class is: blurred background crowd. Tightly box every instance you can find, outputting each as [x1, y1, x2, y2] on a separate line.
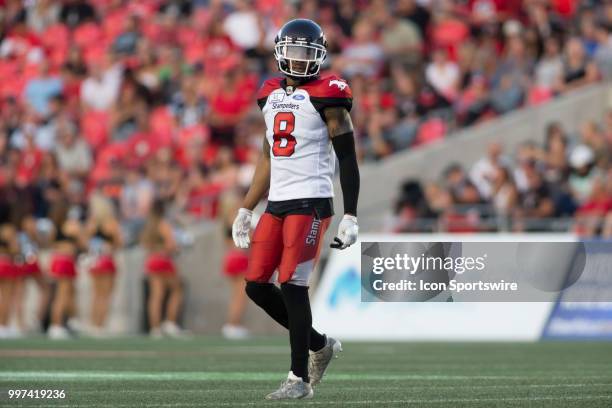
[1, 0, 612, 338]
[391, 114, 612, 235]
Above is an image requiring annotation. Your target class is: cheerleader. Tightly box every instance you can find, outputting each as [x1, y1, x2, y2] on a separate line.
[48, 202, 84, 339]
[140, 200, 185, 338]
[85, 193, 122, 336]
[13, 215, 50, 334]
[219, 191, 250, 339]
[0, 223, 18, 338]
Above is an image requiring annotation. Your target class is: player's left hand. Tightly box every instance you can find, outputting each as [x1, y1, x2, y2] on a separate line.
[331, 214, 358, 250]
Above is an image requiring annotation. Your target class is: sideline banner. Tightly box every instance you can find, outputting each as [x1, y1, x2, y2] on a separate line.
[312, 234, 612, 341]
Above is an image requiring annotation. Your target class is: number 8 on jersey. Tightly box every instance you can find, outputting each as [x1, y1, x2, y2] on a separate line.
[272, 112, 296, 157]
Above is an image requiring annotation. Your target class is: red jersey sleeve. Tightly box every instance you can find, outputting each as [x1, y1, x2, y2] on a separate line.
[303, 74, 353, 113]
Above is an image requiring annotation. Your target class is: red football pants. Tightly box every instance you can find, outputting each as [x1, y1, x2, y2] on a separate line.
[246, 213, 331, 286]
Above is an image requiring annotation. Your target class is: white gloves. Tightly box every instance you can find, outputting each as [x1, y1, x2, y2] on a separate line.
[232, 208, 253, 249]
[331, 214, 359, 250]
[233, 209, 358, 250]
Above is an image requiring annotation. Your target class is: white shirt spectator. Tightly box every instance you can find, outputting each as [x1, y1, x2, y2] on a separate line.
[426, 61, 460, 98]
[55, 138, 92, 174]
[535, 56, 563, 89]
[223, 9, 261, 50]
[81, 64, 122, 111]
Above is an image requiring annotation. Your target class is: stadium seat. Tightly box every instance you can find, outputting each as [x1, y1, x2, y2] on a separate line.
[177, 125, 210, 147]
[73, 23, 104, 49]
[41, 24, 70, 52]
[103, 10, 129, 41]
[142, 21, 162, 42]
[83, 44, 107, 66]
[150, 107, 176, 144]
[126, 132, 168, 165]
[81, 110, 110, 151]
[91, 142, 127, 182]
[432, 20, 469, 55]
[528, 87, 553, 106]
[413, 118, 447, 147]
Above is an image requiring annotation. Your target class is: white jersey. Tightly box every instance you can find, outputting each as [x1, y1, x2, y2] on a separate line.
[257, 74, 352, 201]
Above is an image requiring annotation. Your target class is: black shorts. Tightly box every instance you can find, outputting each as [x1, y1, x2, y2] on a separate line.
[265, 198, 334, 220]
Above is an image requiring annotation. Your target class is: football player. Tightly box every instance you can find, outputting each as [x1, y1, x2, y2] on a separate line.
[232, 19, 360, 400]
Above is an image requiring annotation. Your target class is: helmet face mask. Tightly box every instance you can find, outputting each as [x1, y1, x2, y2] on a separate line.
[274, 40, 326, 77]
[274, 19, 327, 78]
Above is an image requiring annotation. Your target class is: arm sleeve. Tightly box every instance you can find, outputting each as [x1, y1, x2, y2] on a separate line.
[331, 132, 360, 216]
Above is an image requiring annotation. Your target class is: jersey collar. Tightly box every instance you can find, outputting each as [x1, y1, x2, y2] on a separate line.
[281, 75, 319, 94]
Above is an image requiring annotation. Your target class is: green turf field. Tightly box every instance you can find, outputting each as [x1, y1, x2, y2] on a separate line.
[0, 337, 611, 407]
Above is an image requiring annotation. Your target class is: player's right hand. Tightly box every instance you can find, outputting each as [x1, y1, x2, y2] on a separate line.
[232, 208, 253, 249]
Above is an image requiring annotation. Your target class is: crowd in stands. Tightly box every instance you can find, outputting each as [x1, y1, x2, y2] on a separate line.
[1, 0, 612, 336]
[393, 114, 612, 235]
[2, 0, 611, 230]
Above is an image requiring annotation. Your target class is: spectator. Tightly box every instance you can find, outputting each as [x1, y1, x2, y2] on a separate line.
[568, 144, 599, 205]
[54, 120, 92, 178]
[113, 14, 141, 56]
[109, 72, 149, 141]
[555, 37, 599, 92]
[24, 61, 63, 116]
[120, 166, 154, 245]
[593, 21, 612, 80]
[337, 18, 384, 78]
[470, 141, 510, 200]
[542, 122, 569, 184]
[515, 167, 555, 231]
[491, 165, 518, 220]
[170, 75, 207, 128]
[574, 175, 612, 236]
[207, 68, 250, 145]
[443, 163, 482, 205]
[426, 48, 460, 101]
[26, 0, 60, 33]
[59, 0, 96, 29]
[223, 0, 265, 55]
[396, 0, 430, 38]
[80, 57, 123, 112]
[378, 8, 422, 68]
[535, 36, 564, 90]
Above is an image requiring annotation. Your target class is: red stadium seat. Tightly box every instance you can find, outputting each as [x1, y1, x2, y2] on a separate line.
[184, 43, 206, 65]
[73, 23, 104, 49]
[528, 87, 553, 106]
[433, 21, 469, 48]
[177, 125, 210, 147]
[150, 107, 176, 144]
[41, 24, 69, 51]
[103, 10, 128, 41]
[177, 27, 200, 49]
[414, 118, 447, 147]
[83, 44, 107, 66]
[81, 110, 110, 151]
[126, 132, 169, 165]
[97, 142, 127, 165]
[142, 21, 162, 42]
[90, 142, 127, 183]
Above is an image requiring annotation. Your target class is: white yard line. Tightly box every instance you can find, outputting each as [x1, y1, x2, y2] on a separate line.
[31, 395, 612, 408]
[1, 371, 611, 382]
[28, 382, 610, 395]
